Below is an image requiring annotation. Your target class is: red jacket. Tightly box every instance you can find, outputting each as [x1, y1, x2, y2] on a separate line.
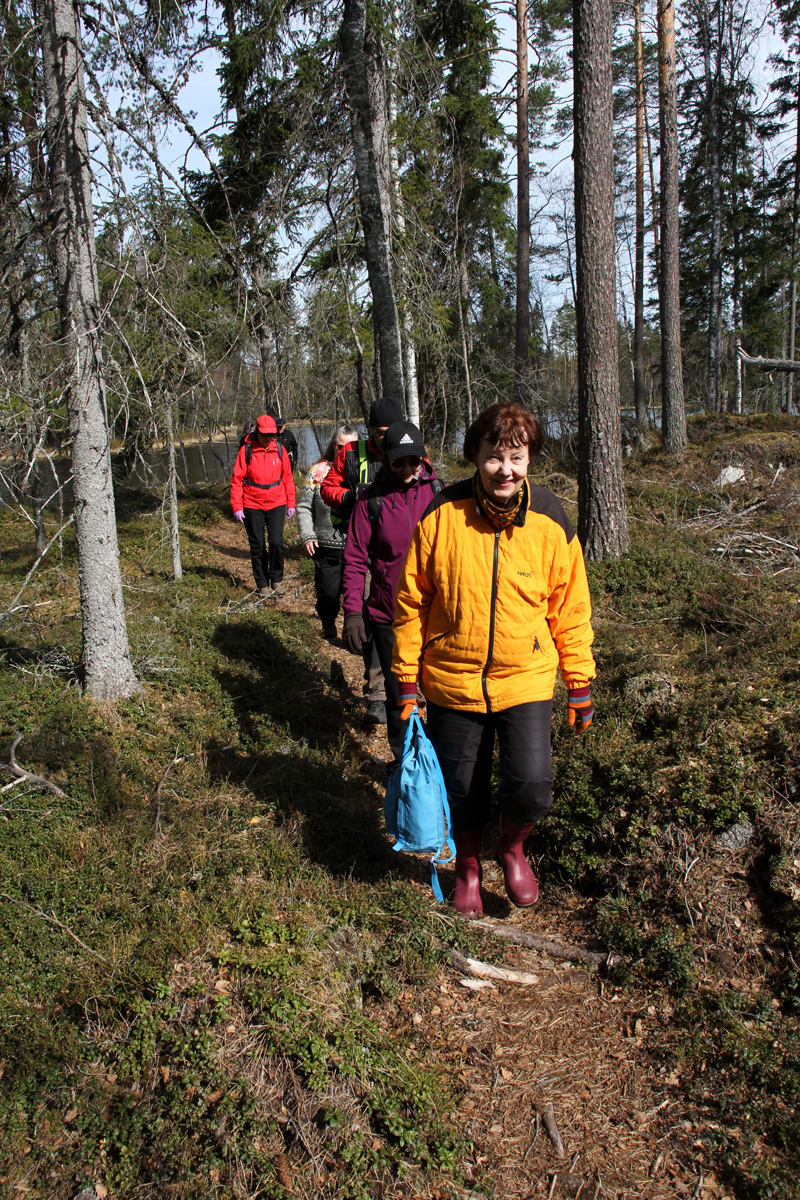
[230, 438, 296, 512]
[319, 436, 384, 514]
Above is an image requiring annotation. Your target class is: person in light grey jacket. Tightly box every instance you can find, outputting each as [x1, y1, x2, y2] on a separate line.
[296, 425, 358, 642]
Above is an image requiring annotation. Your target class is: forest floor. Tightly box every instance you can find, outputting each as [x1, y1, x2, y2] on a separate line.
[0, 414, 798, 1200]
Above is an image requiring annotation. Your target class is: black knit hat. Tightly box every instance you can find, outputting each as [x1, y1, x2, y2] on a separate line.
[383, 420, 425, 461]
[368, 397, 404, 428]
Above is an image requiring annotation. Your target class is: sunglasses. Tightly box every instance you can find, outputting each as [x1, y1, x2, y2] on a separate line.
[390, 456, 422, 470]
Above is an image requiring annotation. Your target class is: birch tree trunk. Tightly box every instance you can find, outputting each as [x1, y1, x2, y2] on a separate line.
[657, 0, 688, 451]
[164, 403, 183, 580]
[41, 0, 140, 698]
[697, 2, 723, 413]
[387, 2, 419, 422]
[788, 59, 800, 412]
[634, 0, 649, 429]
[341, 0, 405, 407]
[514, 0, 531, 402]
[573, 0, 629, 561]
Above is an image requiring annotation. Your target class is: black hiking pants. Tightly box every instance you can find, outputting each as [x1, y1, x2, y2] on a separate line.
[426, 699, 554, 831]
[243, 506, 285, 588]
[312, 545, 344, 627]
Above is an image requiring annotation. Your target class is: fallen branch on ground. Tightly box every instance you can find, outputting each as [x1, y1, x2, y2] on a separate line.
[471, 918, 612, 966]
[450, 947, 539, 985]
[541, 1101, 566, 1157]
[1, 892, 107, 961]
[0, 733, 69, 799]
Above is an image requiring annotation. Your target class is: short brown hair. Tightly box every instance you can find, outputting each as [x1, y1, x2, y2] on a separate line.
[463, 403, 544, 463]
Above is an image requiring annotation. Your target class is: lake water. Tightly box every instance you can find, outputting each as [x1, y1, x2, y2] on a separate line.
[25, 425, 359, 507]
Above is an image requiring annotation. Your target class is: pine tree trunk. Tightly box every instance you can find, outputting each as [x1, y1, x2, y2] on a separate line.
[341, 0, 405, 407]
[573, 0, 629, 560]
[634, 0, 649, 429]
[41, 0, 140, 699]
[657, 0, 687, 451]
[514, 0, 530, 401]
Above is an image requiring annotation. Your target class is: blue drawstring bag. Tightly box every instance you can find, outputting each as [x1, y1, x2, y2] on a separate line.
[384, 711, 455, 902]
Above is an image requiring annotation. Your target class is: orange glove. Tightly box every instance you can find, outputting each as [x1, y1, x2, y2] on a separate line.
[397, 684, 419, 722]
[567, 686, 593, 733]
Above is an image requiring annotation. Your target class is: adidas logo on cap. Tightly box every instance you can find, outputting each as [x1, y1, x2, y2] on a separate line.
[399, 433, 414, 443]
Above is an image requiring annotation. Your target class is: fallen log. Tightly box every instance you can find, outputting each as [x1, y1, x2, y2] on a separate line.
[471, 918, 612, 966]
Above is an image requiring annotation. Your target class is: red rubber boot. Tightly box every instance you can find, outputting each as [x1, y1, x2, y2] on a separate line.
[498, 815, 539, 906]
[452, 830, 483, 918]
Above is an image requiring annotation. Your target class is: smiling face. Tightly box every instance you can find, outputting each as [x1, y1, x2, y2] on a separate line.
[474, 438, 529, 505]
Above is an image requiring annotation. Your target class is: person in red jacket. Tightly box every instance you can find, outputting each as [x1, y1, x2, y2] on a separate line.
[230, 413, 296, 598]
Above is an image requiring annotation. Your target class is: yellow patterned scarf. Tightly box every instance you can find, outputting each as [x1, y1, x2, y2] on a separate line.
[473, 472, 526, 529]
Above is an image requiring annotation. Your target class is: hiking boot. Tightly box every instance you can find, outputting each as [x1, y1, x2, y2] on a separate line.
[363, 700, 387, 726]
[257, 587, 271, 598]
[497, 814, 539, 906]
[269, 580, 286, 598]
[322, 622, 338, 643]
[453, 830, 483, 918]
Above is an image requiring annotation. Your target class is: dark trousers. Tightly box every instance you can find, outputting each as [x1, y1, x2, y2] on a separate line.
[426, 699, 553, 831]
[369, 620, 403, 761]
[362, 635, 386, 702]
[312, 545, 344, 626]
[243, 507, 285, 588]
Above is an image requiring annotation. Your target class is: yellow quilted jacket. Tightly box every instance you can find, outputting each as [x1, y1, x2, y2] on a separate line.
[392, 477, 595, 713]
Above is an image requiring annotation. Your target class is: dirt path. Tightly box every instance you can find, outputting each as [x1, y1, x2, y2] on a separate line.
[200, 522, 705, 1200]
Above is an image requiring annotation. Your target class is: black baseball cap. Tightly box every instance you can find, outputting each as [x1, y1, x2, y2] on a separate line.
[383, 421, 426, 461]
[368, 397, 404, 428]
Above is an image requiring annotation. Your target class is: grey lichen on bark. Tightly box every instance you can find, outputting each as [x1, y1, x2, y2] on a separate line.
[42, 0, 141, 699]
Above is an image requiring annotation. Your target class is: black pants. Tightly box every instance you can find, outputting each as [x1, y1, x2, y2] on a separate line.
[243, 507, 285, 588]
[426, 699, 553, 831]
[369, 620, 403, 761]
[312, 545, 344, 626]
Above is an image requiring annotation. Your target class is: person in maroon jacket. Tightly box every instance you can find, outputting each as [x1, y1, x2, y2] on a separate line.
[341, 421, 443, 763]
[231, 413, 296, 598]
[321, 396, 404, 725]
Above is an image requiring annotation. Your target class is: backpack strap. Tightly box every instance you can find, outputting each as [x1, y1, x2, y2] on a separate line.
[242, 438, 284, 488]
[356, 438, 369, 483]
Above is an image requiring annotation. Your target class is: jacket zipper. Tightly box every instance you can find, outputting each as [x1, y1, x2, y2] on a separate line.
[481, 527, 501, 712]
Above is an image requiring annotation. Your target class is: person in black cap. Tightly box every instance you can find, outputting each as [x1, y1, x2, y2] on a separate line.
[340, 421, 444, 762]
[274, 416, 298, 471]
[266, 409, 298, 470]
[321, 397, 405, 725]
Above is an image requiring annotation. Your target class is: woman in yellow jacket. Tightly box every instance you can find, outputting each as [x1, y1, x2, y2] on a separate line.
[392, 403, 595, 917]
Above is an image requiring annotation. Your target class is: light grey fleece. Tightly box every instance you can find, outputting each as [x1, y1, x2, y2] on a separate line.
[296, 463, 347, 549]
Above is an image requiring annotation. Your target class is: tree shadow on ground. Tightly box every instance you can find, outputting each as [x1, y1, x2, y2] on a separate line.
[210, 619, 394, 880]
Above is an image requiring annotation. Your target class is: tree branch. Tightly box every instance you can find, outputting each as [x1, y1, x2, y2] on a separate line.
[0, 734, 70, 798]
[0, 515, 75, 631]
